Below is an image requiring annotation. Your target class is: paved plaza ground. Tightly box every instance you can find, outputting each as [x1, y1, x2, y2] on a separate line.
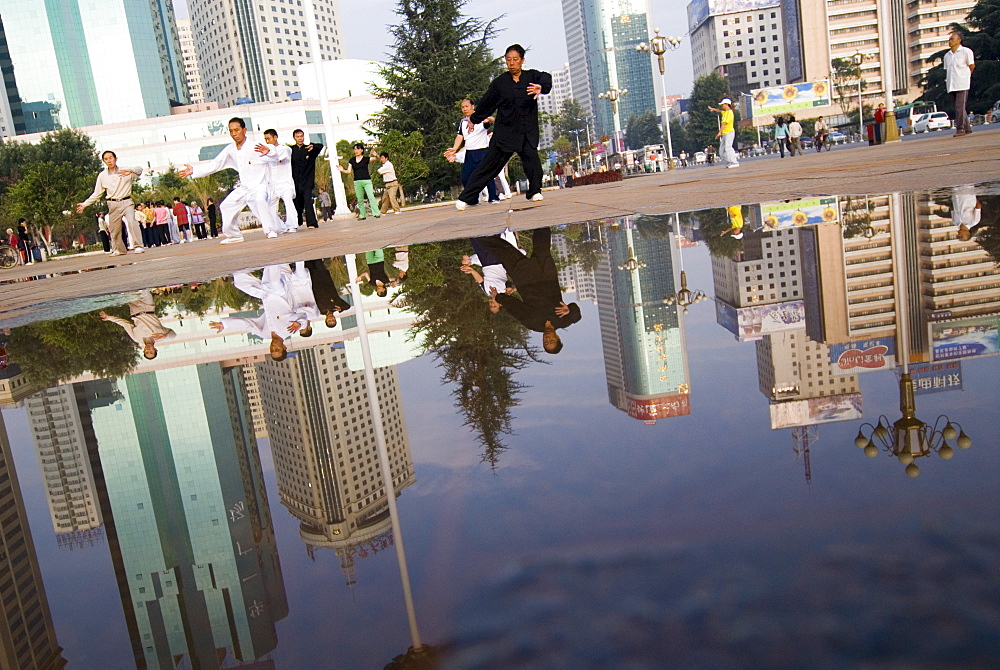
[2, 127, 999, 324]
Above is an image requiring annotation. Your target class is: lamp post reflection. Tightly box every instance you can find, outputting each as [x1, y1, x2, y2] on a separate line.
[663, 213, 707, 312]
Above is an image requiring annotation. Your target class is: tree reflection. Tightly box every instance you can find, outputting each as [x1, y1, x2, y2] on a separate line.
[399, 240, 541, 469]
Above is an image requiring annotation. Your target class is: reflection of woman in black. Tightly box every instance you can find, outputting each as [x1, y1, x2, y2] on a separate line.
[304, 258, 351, 327]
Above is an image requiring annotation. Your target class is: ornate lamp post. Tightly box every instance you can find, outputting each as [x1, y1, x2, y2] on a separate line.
[663, 213, 707, 312]
[598, 87, 628, 152]
[852, 52, 866, 138]
[617, 247, 646, 271]
[637, 29, 682, 169]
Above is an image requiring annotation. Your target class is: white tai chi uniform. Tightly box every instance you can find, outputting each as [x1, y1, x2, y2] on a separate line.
[190, 138, 281, 240]
[265, 144, 298, 232]
[223, 266, 307, 338]
[285, 261, 321, 320]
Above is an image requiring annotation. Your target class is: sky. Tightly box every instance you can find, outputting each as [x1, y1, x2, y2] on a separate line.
[171, 0, 695, 96]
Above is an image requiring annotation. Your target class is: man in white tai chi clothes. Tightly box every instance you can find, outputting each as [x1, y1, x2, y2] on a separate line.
[263, 128, 298, 233]
[179, 117, 282, 244]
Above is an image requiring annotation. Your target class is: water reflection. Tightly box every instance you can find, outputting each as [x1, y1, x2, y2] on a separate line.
[0, 183, 998, 667]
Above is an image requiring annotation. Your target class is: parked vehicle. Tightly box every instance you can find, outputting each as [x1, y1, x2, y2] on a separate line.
[693, 151, 707, 164]
[828, 131, 848, 144]
[912, 112, 952, 133]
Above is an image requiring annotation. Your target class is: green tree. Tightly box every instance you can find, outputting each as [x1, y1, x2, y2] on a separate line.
[668, 117, 693, 154]
[7, 308, 140, 387]
[555, 98, 589, 139]
[830, 57, 869, 122]
[551, 136, 575, 163]
[686, 73, 733, 152]
[921, 3, 1000, 116]
[625, 110, 663, 150]
[371, 129, 430, 193]
[372, 0, 501, 195]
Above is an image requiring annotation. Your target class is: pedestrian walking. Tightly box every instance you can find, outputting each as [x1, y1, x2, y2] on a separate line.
[455, 44, 552, 209]
[376, 151, 404, 215]
[76, 150, 145, 256]
[336, 143, 381, 221]
[945, 31, 975, 137]
[290, 129, 323, 228]
[152, 201, 171, 245]
[774, 116, 789, 157]
[788, 115, 803, 156]
[15, 220, 32, 265]
[708, 98, 739, 168]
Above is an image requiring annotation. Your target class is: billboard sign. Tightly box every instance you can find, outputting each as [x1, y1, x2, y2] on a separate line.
[688, 0, 780, 31]
[758, 196, 839, 230]
[716, 300, 806, 340]
[623, 394, 691, 421]
[929, 315, 1000, 361]
[751, 80, 832, 115]
[769, 393, 863, 429]
[910, 361, 963, 395]
[828, 337, 896, 374]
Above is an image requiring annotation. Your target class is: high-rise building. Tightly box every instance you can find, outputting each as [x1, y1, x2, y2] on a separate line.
[25, 387, 103, 535]
[0, 15, 24, 138]
[538, 64, 573, 148]
[562, 0, 659, 140]
[595, 218, 692, 423]
[255, 345, 414, 572]
[188, 0, 344, 107]
[81, 364, 288, 667]
[0, 413, 68, 670]
[176, 19, 205, 105]
[0, 0, 188, 130]
[688, 0, 790, 94]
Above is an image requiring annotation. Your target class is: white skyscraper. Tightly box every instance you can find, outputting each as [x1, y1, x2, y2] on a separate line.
[176, 19, 205, 105]
[188, 0, 344, 106]
[538, 64, 573, 148]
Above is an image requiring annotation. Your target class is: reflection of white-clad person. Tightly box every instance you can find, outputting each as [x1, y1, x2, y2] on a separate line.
[285, 261, 321, 337]
[954, 186, 982, 241]
[461, 228, 521, 312]
[99, 290, 175, 360]
[209, 265, 307, 360]
[178, 117, 281, 244]
[263, 128, 298, 233]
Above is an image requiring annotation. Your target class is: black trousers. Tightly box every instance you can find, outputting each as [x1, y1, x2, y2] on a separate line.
[459, 136, 542, 205]
[473, 227, 551, 282]
[294, 184, 319, 227]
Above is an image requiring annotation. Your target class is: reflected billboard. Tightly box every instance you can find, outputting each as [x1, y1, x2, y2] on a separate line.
[828, 337, 896, 374]
[910, 361, 963, 395]
[716, 300, 805, 340]
[758, 196, 839, 230]
[929, 315, 1000, 361]
[623, 394, 691, 421]
[769, 393, 863, 429]
[751, 80, 832, 115]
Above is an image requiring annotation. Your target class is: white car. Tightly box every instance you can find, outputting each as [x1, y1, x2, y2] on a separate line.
[693, 151, 707, 164]
[912, 112, 951, 133]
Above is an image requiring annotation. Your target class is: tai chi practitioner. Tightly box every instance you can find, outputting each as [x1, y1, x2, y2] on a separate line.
[77, 150, 145, 256]
[263, 129, 298, 233]
[179, 117, 281, 243]
[99, 291, 176, 359]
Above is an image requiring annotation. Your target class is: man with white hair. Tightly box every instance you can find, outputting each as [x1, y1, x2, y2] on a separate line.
[178, 117, 282, 243]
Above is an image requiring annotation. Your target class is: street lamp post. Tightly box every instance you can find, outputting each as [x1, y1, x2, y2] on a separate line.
[577, 117, 593, 171]
[637, 29, 682, 169]
[852, 52, 865, 139]
[598, 87, 627, 153]
[569, 128, 583, 170]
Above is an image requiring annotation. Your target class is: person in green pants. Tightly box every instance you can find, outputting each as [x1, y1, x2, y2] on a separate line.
[336, 143, 381, 220]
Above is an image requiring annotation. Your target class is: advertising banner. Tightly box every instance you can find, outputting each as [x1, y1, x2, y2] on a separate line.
[688, 0, 780, 31]
[910, 361, 963, 395]
[769, 393, 863, 429]
[623, 394, 691, 422]
[828, 337, 896, 374]
[716, 300, 805, 340]
[929, 315, 1000, 361]
[759, 196, 839, 230]
[751, 80, 832, 115]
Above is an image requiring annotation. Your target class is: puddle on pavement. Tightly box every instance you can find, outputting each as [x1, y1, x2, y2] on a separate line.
[1, 183, 999, 669]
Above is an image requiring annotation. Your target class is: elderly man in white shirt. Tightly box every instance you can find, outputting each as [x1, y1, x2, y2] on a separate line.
[99, 291, 176, 359]
[263, 128, 299, 233]
[944, 31, 976, 137]
[179, 117, 282, 244]
[76, 150, 145, 256]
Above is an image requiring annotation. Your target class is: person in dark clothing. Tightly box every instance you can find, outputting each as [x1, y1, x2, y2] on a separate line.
[207, 198, 218, 237]
[290, 129, 323, 228]
[16, 220, 32, 265]
[304, 258, 351, 328]
[457, 44, 552, 209]
[472, 226, 581, 353]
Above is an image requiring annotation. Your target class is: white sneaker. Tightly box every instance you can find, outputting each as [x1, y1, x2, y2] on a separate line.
[726, 163, 740, 169]
[455, 200, 467, 211]
[266, 231, 278, 239]
[530, 193, 544, 202]
[109, 250, 124, 257]
[220, 237, 244, 245]
[132, 247, 145, 254]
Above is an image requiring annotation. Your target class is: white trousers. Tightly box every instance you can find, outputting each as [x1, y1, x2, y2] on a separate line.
[220, 185, 281, 239]
[269, 183, 298, 232]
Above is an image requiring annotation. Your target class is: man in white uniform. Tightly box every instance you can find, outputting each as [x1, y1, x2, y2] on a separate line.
[179, 117, 281, 243]
[263, 128, 298, 233]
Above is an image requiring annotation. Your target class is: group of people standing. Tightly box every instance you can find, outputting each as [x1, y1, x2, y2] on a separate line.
[772, 115, 804, 158]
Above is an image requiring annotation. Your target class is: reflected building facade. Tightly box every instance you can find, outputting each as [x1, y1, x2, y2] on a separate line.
[255, 346, 414, 584]
[79, 364, 287, 669]
[0, 413, 67, 670]
[596, 219, 692, 423]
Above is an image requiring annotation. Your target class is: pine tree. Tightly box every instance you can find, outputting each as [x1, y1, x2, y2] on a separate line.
[372, 0, 501, 196]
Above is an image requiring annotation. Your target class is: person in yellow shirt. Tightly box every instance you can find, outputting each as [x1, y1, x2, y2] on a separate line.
[708, 98, 739, 169]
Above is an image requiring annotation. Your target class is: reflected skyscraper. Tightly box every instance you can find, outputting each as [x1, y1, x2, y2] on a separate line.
[0, 413, 67, 669]
[80, 363, 287, 669]
[255, 345, 414, 584]
[596, 218, 692, 423]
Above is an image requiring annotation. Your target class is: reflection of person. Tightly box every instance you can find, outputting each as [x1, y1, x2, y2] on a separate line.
[462, 228, 521, 304]
[77, 150, 145, 256]
[472, 227, 581, 353]
[100, 291, 176, 360]
[178, 117, 281, 244]
[356, 249, 390, 296]
[290, 129, 323, 228]
[722, 205, 745, 239]
[456, 45, 552, 209]
[944, 31, 975, 137]
[305, 258, 351, 328]
[708, 98, 739, 168]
